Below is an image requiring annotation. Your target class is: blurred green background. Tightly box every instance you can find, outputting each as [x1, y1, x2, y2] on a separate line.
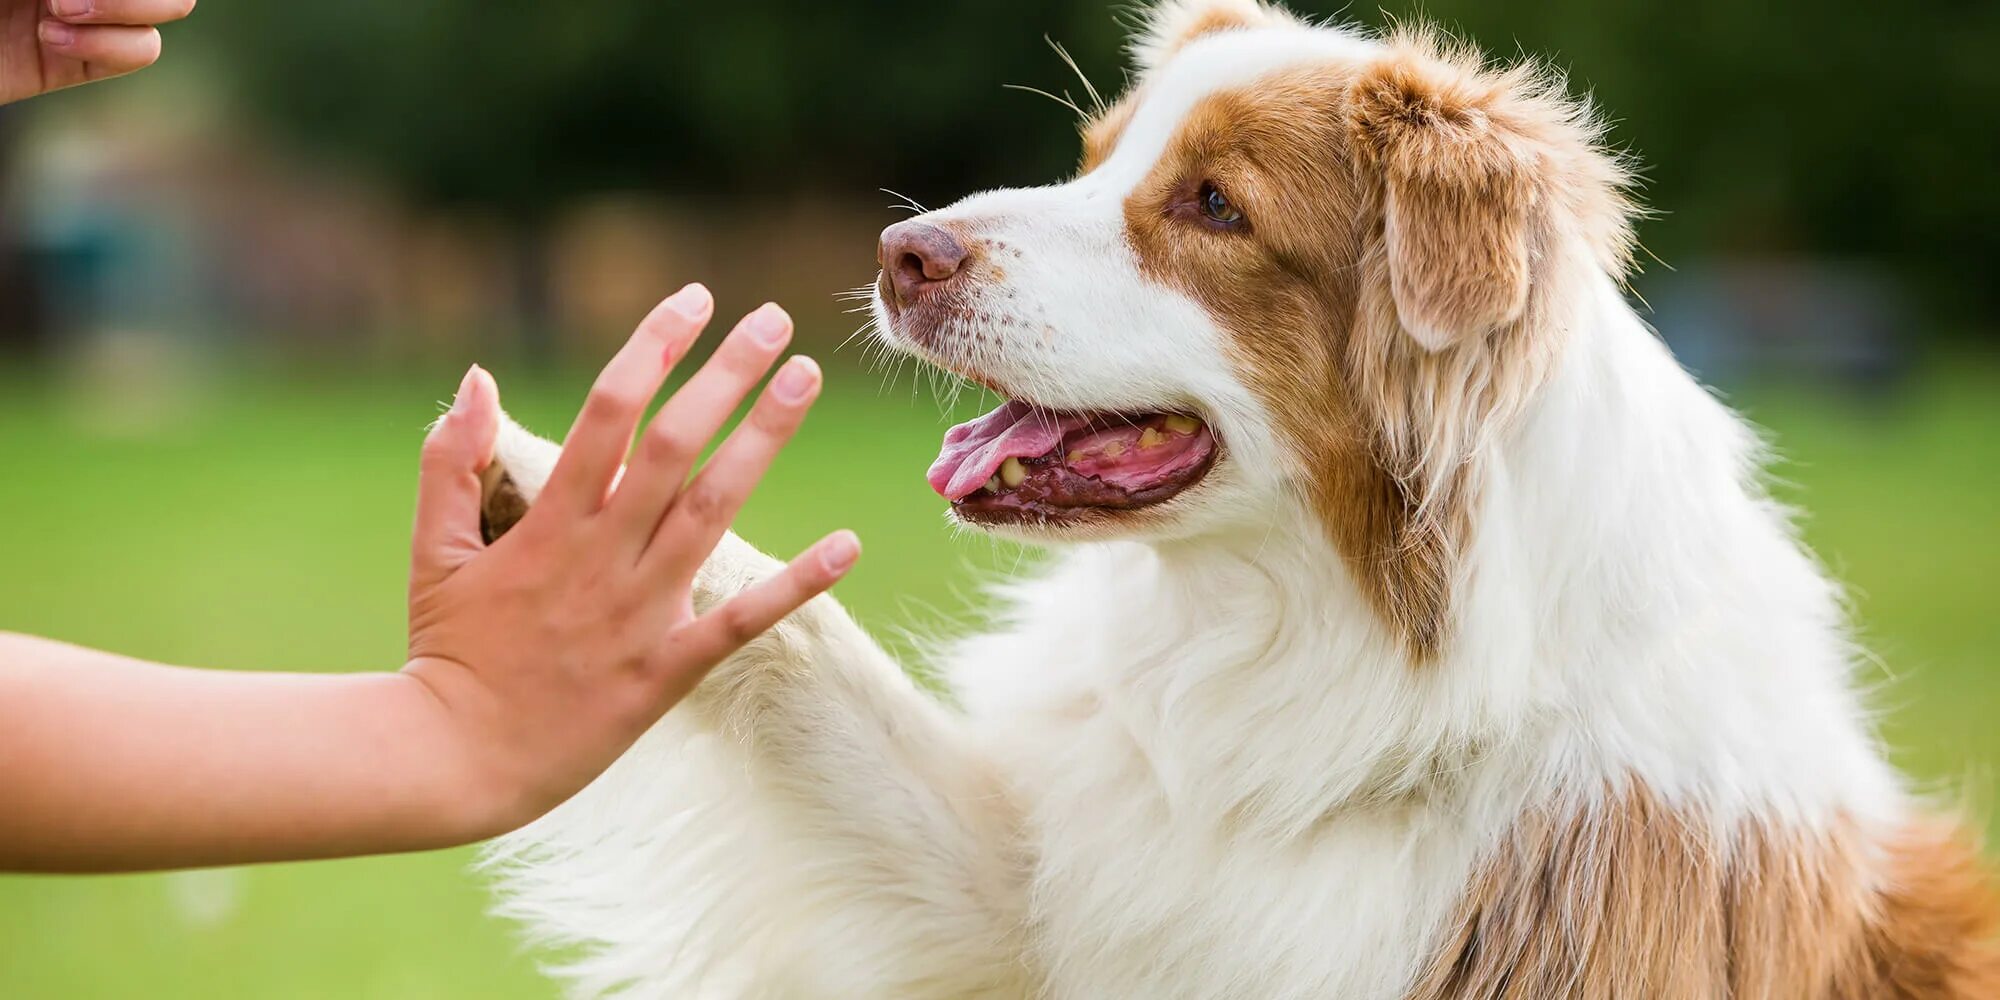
[1, 0, 1996, 996]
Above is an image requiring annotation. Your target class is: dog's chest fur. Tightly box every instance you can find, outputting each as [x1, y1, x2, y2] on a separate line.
[955, 544, 1514, 1000]
[1010, 736, 1492, 1000]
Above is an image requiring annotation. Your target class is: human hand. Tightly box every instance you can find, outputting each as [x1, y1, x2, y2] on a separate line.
[402, 284, 859, 837]
[1, 0, 194, 106]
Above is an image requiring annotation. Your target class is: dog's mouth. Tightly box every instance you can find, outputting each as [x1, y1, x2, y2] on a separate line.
[927, 399, 1220, 524]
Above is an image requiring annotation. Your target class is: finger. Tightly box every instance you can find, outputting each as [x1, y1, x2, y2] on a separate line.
[608, 303, 793, 547]
[644, 356, 820, 580]
[47, 0, 197, 27]
[411, 366, 501, 590]
[37, 22, 161, 82]
[664, 531, 860, 690]
[538, 283, 713, 518]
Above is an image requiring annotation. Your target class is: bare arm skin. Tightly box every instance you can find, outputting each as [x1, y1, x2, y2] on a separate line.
[0, 634, 506, 869]
[0, 285, 858, 873]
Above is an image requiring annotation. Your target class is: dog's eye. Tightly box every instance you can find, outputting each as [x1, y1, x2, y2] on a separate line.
[1198, 182, 1244, 226]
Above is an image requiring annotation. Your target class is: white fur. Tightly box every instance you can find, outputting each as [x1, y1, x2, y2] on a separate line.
[485, 17, 1908, 1000]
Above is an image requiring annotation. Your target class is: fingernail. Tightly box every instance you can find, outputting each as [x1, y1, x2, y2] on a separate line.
[770, 356, 819, 404]
[39, 20, 74, 45]
[51, 0, 90, 19]
[449, 364, 478, 414]
[820, 532, 860, 575]
[745, 303, 791, 349]
[472, 364, 497, 402]
[663, 283, 712, 322]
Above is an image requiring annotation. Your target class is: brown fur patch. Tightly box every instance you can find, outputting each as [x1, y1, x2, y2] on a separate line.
[1116, 62, 1457, 653]
[1349, 56, 1534, 350]
[1347, 30, 1636, 349]
[1851, 819, 2000, 997]
[1407, 787, 2000, 998]
[1112, 25, 1635, 656]
[1079, 94, 1138, 175]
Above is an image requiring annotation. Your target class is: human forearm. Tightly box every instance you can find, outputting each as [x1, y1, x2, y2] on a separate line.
[0, 632, 502, 872]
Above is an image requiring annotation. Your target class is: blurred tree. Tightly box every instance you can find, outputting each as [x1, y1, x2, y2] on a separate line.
[197, 0, 2000, 329]
[0, 106, 44, 352]
[1380, 0, 2000, 327]
[202, 1, 1125, 212]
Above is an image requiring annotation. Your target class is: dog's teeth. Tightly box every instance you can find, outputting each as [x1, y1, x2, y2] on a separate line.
[999, 458, 1028, 488]
[985, 475, 1002, 493]
[1139, 427, 1166, 449]
[1164, 414, 1201, 435]
[1066, 450, 1085, 464]
[1103, 441, 1128, 458]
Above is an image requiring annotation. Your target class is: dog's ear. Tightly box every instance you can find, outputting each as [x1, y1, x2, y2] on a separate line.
[1129, 0, 1295, 73]
[1347, 32, 1634, 351]
[479, 415, 562, 543]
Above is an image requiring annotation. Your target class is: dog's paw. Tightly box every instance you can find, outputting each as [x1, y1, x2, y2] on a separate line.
[471, 413, 781, 605]
[479, 414, 562, 543]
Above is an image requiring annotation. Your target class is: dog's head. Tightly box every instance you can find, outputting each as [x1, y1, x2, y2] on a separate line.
[870, 0, 1635, 653]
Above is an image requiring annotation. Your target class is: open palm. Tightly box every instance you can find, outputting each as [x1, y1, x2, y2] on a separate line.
[1, 0, 193, 106]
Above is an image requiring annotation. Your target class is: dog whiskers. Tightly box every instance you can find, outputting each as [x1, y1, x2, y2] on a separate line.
[880, 188, 930, 215]
[1002, 83, 1089, 121]
[1046, 36, 1106, 115]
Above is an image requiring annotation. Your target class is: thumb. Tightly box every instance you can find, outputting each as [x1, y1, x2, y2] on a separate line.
[412, 365, 501, 591]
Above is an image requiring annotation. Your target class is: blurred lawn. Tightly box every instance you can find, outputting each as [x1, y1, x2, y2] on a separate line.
[0, 358, 1994, 998]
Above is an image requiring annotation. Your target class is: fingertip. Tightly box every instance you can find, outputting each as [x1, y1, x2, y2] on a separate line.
[42, 22, 161, 67]
[770, 355, 823, 405]
[743, 302, 793, 349]
[449, 365, 478, 413]
[661, 282, 714, 324]
[467, 364, 499, 408]
[647, 285, 713, 365]
[447, 363, 498, 417]
[817, 530, 861, 577]
[463, 366, 502, 469]
[38, 19, 74, 47]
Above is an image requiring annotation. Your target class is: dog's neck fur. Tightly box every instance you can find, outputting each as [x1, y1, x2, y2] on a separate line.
[959, 271, 1897, 844]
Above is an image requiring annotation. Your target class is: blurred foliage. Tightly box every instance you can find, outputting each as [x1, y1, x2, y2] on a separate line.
[193, 0, 2000, 326]
[198, 1, 1126, 212]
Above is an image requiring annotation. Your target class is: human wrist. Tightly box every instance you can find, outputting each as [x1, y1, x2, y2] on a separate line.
[388, 661, 536, 847]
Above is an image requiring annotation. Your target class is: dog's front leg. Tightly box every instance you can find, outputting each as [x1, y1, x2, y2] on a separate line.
[477, 415, 1034, 1000]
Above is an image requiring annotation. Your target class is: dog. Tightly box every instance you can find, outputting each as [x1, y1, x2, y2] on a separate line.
[475, 2, 2000, 996]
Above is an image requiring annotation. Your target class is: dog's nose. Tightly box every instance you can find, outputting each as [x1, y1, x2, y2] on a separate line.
[879, 220, 969, 305]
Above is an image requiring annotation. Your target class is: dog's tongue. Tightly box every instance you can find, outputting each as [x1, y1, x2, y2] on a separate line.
[928, 401, 1089, 501]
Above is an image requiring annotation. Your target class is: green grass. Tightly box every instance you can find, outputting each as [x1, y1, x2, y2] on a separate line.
[0, 359, 1993, 998]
